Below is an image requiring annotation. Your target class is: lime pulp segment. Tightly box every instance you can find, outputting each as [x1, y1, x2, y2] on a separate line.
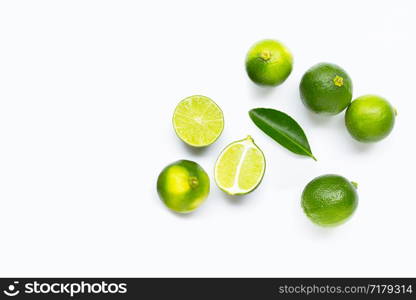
[173, 95, 224, 147]
[214, 136, 265, 195]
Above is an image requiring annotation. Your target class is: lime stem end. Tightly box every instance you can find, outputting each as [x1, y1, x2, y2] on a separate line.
[333, 75, 344, 87]
[260, 51, 271, 61]
[189, 176, 199, 189]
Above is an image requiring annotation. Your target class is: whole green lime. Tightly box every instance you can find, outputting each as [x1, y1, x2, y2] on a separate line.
[300, 63, 353, 115]
[157, 160, 209, 213]
[301, 174, 358, 227]
[345, 95, 396, 142]
[245, 39, 293, 86]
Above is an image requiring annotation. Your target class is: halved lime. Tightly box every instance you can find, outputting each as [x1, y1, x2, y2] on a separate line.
[173, 95, 224, 147]
[214, 136, 266, 195]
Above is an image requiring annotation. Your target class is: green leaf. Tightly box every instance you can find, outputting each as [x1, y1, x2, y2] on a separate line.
[249, 108, 317, 161]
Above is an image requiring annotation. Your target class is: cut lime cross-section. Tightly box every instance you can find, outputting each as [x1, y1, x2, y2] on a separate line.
[173, 95, 224, 147]
[214, 136, 266, 195]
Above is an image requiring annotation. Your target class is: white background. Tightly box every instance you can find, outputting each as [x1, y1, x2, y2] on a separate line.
[0, 0, 415, 277]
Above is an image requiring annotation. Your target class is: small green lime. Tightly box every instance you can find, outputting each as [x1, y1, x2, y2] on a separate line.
[301, 174, 358, 227]
[157, 160, 209, 213]
[245, 39, 293, 86]
[345, 95, 396, 143]
[300, 63, 353, 115]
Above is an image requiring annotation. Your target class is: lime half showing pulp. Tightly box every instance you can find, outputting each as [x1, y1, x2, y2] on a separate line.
[214, 136, 265, 195]
[173, 95, 224, 147]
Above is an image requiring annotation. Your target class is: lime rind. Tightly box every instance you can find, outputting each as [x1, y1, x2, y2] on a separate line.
[172, 95, 224, 147]
[157, 160, 210, 213]
[245, 39, 293, 86]
[214, 136, 266, 195]
[345, 95, 395, 143]
[301, 174, 359, 227]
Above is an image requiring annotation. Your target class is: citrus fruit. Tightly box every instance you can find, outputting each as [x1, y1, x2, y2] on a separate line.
[214, 136, 265, 195]
[301, 174, 358, 227]
[173, 95, 224, 147]
[345, 94, 396, 143]
[245, 39, 293, 86]
[299, 63, 353, 115]
[157, 160, 210, 213]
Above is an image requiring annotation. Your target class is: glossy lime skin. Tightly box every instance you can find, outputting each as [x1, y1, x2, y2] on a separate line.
[300, 63, 353, 115]
[157, 160, 209, 213]
[345, 95, 395, 142]
[245, 39, 293, 86]
[302, 174, 358, 227]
